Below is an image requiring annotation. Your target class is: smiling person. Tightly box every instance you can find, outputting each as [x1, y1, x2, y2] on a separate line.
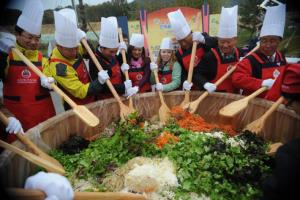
[193, 5, 242, 94]
[232, 4, 287, 101]
[167, 9, 218, 92]
[120, 33, 151, 93]
[150, 37, 181, 92]
[0, 0, 55, 142]
[48, 8, 109, 110]
[89, 17, 138, 99]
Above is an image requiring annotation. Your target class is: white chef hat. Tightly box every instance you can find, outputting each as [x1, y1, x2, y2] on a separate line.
[54, 8, 78, 48]
[160, 37, 174, 50]
[167, 9, 191, 40]
[129, 33, 144, 48]
[260, 4, 286, 38]
[99, 17, 119, 48]
[218, 5, 238, 38]
[16, 0, 44, 35]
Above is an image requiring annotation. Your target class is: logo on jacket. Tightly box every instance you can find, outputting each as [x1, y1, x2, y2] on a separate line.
[21, 68, 31, 78]
[160, 77, 167, 84]
[136, 73, 143, 80]
[273, 69, 280, 79]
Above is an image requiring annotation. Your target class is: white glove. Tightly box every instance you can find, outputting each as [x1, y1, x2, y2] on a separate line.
[25, 172, 74, 200]
[125, 86, 139, 98]
[98, 70, 109, 84]
[150, 62, 158, 71]
[6, 117, 24, 134]
[77, 28, 86, 41]
[121, 63, 130, 73]
[203, 82, 217, 93]
[155, 83, 163, 91]
[183, 80, 193, 91]
[119, 41, 127, 52]
[124, 80, 132, 90]
[40, 77, 55, 89]
[192, 32, 205, 43]
[0, 32, 16, 53]
[261, 79, 275, 89]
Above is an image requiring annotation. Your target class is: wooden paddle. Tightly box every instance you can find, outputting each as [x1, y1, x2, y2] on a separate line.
[184, 45, 260, 114]
[266, 142, 283, 156]
[0, 111, 64, 170]
[12, 48, 99, 127]
[180, 12, 201, 108]
[80, 39, 135, 120]
[219, 86, 268, 117]
[6, 188, 146, 200]
[141, 25, 171, 123]
[0, 140, 65, 175]
[244, 96, 285, 134]
[118, 28, 134, 110]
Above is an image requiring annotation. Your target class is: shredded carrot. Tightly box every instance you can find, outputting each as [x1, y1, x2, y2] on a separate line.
[170, 106, 237, 136]
[156, 131, 179, 149]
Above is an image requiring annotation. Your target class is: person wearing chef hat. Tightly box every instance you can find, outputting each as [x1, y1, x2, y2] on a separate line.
[89, 17, 138, 99]
[232, 4, 287, 101]
[193, 5, 242, 94]
[48, 8, 109, 110]
[164, 9, 218, 91]
[0, 0, 55, 141]
[150, 37, 182, 92]
[120, 33, 151, 93]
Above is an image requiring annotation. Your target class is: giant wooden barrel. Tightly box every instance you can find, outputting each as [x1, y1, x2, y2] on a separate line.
[1, 91, 299, 193]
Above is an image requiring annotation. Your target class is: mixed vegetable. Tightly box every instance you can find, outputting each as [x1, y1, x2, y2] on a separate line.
[50, 112, 273, 200]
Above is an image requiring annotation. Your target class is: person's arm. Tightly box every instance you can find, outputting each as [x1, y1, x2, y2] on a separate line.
[0, 51, 9, 80]
[202, 32, 218, 50]
[193, 51, 217, 89]
[232, 58, 263, 92]
[162, 62, 182, 92]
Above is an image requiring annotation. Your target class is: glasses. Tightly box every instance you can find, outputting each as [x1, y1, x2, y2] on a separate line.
[21, 33, 41, 42]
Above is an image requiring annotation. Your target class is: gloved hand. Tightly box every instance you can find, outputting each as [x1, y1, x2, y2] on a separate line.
[155, 83, 163, 91]
[121, 63, 130, 73]
[150, 62, 158, 71]
[119, 41, 127, 52]
[125, 86, 139, 98]
[25, 172, 74, 200]
[77, 28, 86, 41]
[124, 80, 132, 90]
[98, 70, 109, 84]
[183, 80, 193, 91]
[6, 117, 24, 134]
[40, 77, 55, 89]
[0, 32, 16, 53]
[262, 79, 275, 89]
[192, 32, 205, 43]
[203, 82, 217, 93]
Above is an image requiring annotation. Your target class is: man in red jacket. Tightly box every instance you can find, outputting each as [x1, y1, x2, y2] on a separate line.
[232, 4, 287, 101]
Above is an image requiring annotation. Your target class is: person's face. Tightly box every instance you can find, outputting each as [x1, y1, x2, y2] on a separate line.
[131, 47, 143, 59]
[101, 47, 118, 60]
[218, 37, 237, 55]
[160, 49, 172, 62]
[57, 45, 78, 60]
[259, 36, 281, 56]
[16, 31, 40, 50]
[178, 33, 193, 50]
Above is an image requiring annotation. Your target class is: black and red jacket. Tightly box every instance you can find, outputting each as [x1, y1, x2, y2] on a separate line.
[232, 50, 286, 101]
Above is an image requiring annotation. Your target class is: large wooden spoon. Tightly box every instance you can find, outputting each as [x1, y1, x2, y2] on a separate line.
[141, 25, 170, 123]
[118, 28, 134, 110]
[184, 45, 260, 113]
[244, 96, 285, 134]
[219, 86, 268, 117]
[12, 48, 99, 127]
[180, 12, 201, 108]
[80, 39, 135, 120]
[6, 188, 146, 200]
[0, 111, 64, 170]
[0, 140, 65, 175]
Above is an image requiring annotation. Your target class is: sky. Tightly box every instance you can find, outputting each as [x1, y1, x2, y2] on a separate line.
[7, 0, 134, 10]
